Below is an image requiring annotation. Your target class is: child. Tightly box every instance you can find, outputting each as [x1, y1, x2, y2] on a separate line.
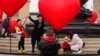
[62, 36, 71, 54]
[15, 19, 26, 53]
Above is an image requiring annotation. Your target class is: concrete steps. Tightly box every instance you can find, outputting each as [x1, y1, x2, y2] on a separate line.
[0, 38, 100, 54]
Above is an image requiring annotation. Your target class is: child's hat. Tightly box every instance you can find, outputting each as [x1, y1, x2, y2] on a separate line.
[64, 36, 70, 41]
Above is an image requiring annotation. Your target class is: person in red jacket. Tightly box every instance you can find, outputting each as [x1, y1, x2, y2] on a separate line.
[37, 28, 60, 56]
[15, 19, 26, 53]
[62, 36, 71, 54]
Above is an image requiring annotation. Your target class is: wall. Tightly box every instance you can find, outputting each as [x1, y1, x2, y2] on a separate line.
[93, 0, 100, 22]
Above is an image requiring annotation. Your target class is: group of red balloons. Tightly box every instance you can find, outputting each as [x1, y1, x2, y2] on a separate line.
[0, 0, 98, 31]
[0, 9, 3, 19]
[0, 0, 27, 33]
[87, 11, 98, 24]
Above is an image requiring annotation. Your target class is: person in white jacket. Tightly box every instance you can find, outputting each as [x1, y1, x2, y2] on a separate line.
[68, 32, 83, 54]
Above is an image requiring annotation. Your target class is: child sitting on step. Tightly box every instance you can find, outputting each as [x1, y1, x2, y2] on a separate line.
[61, 36, 71, 54]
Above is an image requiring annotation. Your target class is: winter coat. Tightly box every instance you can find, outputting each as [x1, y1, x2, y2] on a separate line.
[62, 41, 70, 49]
[15, 25, 24, 41]
[69, 34, 83, 54]
[37, 37, 60, 56]
[29, 16, 44, 36]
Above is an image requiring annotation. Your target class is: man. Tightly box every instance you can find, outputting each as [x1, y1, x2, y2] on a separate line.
[2, 16, 9, 37]
[37, 28, 60, 56]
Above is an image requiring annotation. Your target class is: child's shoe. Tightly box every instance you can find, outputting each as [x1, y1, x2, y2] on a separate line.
[22, 50, 26, 53]
[18, 50, 22, 53]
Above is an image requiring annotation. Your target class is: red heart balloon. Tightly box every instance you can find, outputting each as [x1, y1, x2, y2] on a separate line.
[0, 9, 3, 22]
[9, 18, 17, 33]
[87, 11, 98, 24]
[0, 0, 27, 17]
[38, 0, 80, 31]
[0, 9, 3, 18]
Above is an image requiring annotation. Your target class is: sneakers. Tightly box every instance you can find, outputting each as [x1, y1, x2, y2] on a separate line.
[22, 50, 26, 53]
[18, 50, 26, 53]
[18, 50, 22, 53]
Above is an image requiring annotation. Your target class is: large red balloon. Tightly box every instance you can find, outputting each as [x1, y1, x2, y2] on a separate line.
[0, 9, 3, 22]
[0, 0, 27, 17]
[38, 0, 80, 31]
[9, 18, 17, 33]
[87, 11, 98, 24]
[0, 9, 3, 18]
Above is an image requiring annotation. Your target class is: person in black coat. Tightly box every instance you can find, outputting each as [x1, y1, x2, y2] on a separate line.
[37, 28, 61, 56]
[26, 14, 44, 53]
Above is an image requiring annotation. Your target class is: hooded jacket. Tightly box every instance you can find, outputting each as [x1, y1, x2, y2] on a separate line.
[69, 34, 83, 54]
[37, 36, 60, 56]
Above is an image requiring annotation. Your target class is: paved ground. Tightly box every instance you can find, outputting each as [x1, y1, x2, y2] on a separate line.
[0, 54, 99, 56]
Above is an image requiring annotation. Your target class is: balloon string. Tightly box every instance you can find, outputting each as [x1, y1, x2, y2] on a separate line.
[22, 18, 27, 25]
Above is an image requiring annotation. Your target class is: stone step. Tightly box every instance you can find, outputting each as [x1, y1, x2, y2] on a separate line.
[1, 38, 100, 48]
[0, 38, 100, 54]
[0, 47, 98, 54]
[1, 38, 100, 42]
[0, 46, 99, 52]
[1, 38, 100, 40]
[0, 43, 100, 48]
[1, 41, 100, 44]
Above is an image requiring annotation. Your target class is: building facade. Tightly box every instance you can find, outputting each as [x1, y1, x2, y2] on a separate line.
[18, 0, 100, 23]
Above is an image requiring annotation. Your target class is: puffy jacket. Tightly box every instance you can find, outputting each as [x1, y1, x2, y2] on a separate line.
[62, 41, 70, 49]
[37, 37, 60, 56]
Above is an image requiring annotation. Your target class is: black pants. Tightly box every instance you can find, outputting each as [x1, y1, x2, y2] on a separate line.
[31, 32, 42, 52]
[2, 27, 9, 37]
[18, 37, 25, 50]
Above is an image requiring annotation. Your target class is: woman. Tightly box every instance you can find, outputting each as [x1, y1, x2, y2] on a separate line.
[26, 14, 44, 53]
[67, 31, 83, 54]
